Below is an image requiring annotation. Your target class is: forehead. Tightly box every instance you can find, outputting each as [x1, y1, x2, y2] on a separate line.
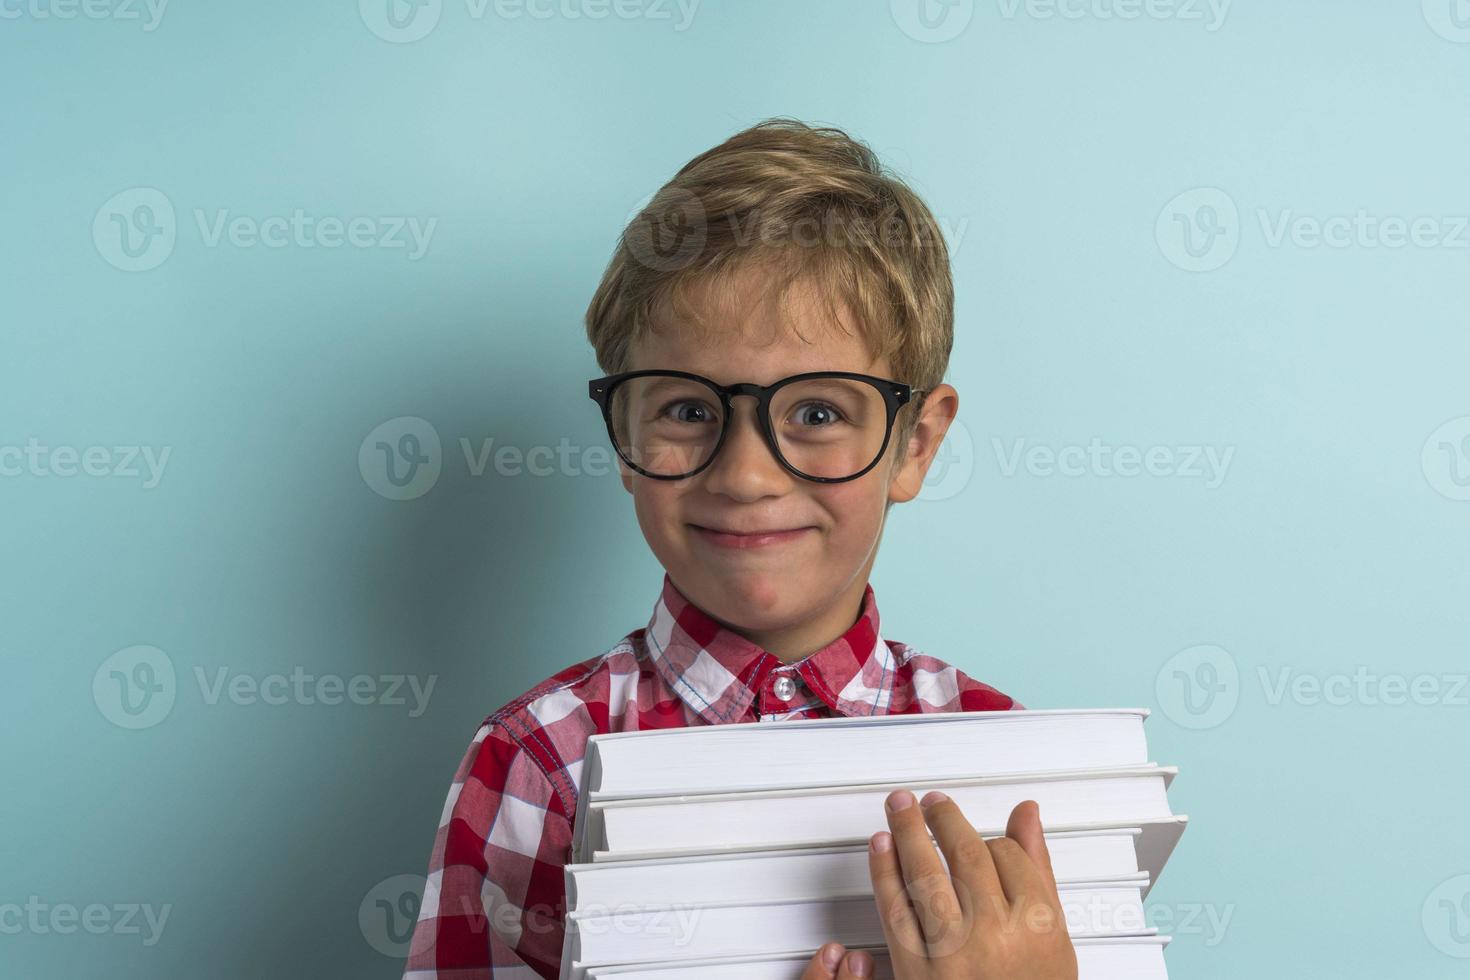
[628, 264, 889, 385]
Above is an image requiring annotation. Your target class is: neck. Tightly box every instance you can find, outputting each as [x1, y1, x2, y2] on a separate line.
[722, 577, 869, 664]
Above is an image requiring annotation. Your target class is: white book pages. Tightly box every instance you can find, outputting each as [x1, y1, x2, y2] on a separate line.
[566, 827, 1146, 911]
[567, 882, 1153, 968]
[570, 710, 1152, 855]
[589, 766, 1177, 857]
[585, 816, 1188, 900]
[583, 709, 1152, 799]
[571, 934, 1171, 980]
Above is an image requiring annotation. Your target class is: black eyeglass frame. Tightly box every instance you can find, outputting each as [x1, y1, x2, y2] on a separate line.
[587, 369, 925, 484]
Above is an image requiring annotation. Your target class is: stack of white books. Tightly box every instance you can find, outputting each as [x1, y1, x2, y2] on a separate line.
[558, 708, 1187, 980]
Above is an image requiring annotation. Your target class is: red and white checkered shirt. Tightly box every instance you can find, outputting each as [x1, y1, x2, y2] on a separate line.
[403, 573, 1019, 979]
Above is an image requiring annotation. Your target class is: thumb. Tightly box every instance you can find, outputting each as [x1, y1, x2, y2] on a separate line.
[798, 943, 845, 979]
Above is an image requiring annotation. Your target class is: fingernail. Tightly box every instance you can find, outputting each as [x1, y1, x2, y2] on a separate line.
[847, 951, 874, 977]
[920, 790, 949, 808]
[871, 831, 893, 854]
[821, 943, 844, 969]
[887, 790, 915, 812]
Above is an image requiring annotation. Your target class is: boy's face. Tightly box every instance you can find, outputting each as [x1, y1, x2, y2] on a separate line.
[619, 265, 956, 657]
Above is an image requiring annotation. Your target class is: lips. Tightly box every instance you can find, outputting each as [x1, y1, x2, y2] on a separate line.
[689, 523, 815, 550]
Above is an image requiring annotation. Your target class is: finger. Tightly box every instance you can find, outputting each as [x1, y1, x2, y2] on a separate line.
[868, 830, 928, 972]
[987, 834, 1045, 908]
[798, 942, 845, 979]
[914, 791, 1004, 922]
[884, 790, 964, 955]
[838, 949, 876, 979]
[1005, 799, 1060, 897]
[990, 832, 1069, 947]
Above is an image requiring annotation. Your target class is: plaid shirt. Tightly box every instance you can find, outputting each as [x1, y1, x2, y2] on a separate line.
[403, 573, 1018, 979]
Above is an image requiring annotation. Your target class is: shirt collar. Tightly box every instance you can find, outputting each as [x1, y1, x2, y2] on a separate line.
[643, 572, 900, 723]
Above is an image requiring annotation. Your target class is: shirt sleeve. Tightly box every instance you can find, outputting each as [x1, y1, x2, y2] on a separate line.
[404, 719, 574, 980]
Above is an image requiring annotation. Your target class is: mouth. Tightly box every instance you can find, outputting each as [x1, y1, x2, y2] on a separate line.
[688, 524, 817, 550]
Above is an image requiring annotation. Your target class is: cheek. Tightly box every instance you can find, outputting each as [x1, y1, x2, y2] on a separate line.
[631, 480, 684, 537]
[813, 480, 888, 536]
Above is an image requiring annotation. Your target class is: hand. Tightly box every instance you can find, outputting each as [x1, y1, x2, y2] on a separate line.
[866, 792, 1078, 980]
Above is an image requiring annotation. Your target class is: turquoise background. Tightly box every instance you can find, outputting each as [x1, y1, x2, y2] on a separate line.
[4, 1, 1469, 976]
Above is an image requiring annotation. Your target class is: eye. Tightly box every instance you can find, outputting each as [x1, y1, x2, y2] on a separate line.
[793, 401, 844, 427]
[662, 399, 717, 424]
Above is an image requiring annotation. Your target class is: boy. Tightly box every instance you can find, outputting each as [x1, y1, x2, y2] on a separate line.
[404, 120, 1076, 980]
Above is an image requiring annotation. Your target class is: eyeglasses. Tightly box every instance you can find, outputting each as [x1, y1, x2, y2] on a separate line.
[587, 369, 924, 483]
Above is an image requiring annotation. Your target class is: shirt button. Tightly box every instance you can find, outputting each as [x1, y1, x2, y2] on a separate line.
[772, 675, 797, 702]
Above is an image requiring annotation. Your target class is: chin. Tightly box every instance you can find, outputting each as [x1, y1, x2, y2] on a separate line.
[689, 567, 803, 628]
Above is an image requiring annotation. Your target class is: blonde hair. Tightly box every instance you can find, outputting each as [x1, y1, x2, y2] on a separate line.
[585, 118, 954, 446]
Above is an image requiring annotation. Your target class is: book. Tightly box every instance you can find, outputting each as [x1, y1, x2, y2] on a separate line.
[569, 820, 1188, 908]
[571, 708, 1151, 851]
[580, 766, 1177, 859]
[558, 709, 1186, 980]
[577, 935, 1173, 980]
[564, 879, 1152, 969]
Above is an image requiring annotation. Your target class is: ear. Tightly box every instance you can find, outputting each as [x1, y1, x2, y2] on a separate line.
[887, 383, 958, 504]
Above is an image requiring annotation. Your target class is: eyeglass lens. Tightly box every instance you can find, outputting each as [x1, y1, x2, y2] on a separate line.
[608, 374, 890, 479]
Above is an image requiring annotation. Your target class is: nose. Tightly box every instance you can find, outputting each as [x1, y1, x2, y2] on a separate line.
[697, 396, 794, 501]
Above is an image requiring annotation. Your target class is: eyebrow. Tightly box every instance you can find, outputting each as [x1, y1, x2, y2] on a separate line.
[787, 378, 862, 395]
[638, 376, 710, 399]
